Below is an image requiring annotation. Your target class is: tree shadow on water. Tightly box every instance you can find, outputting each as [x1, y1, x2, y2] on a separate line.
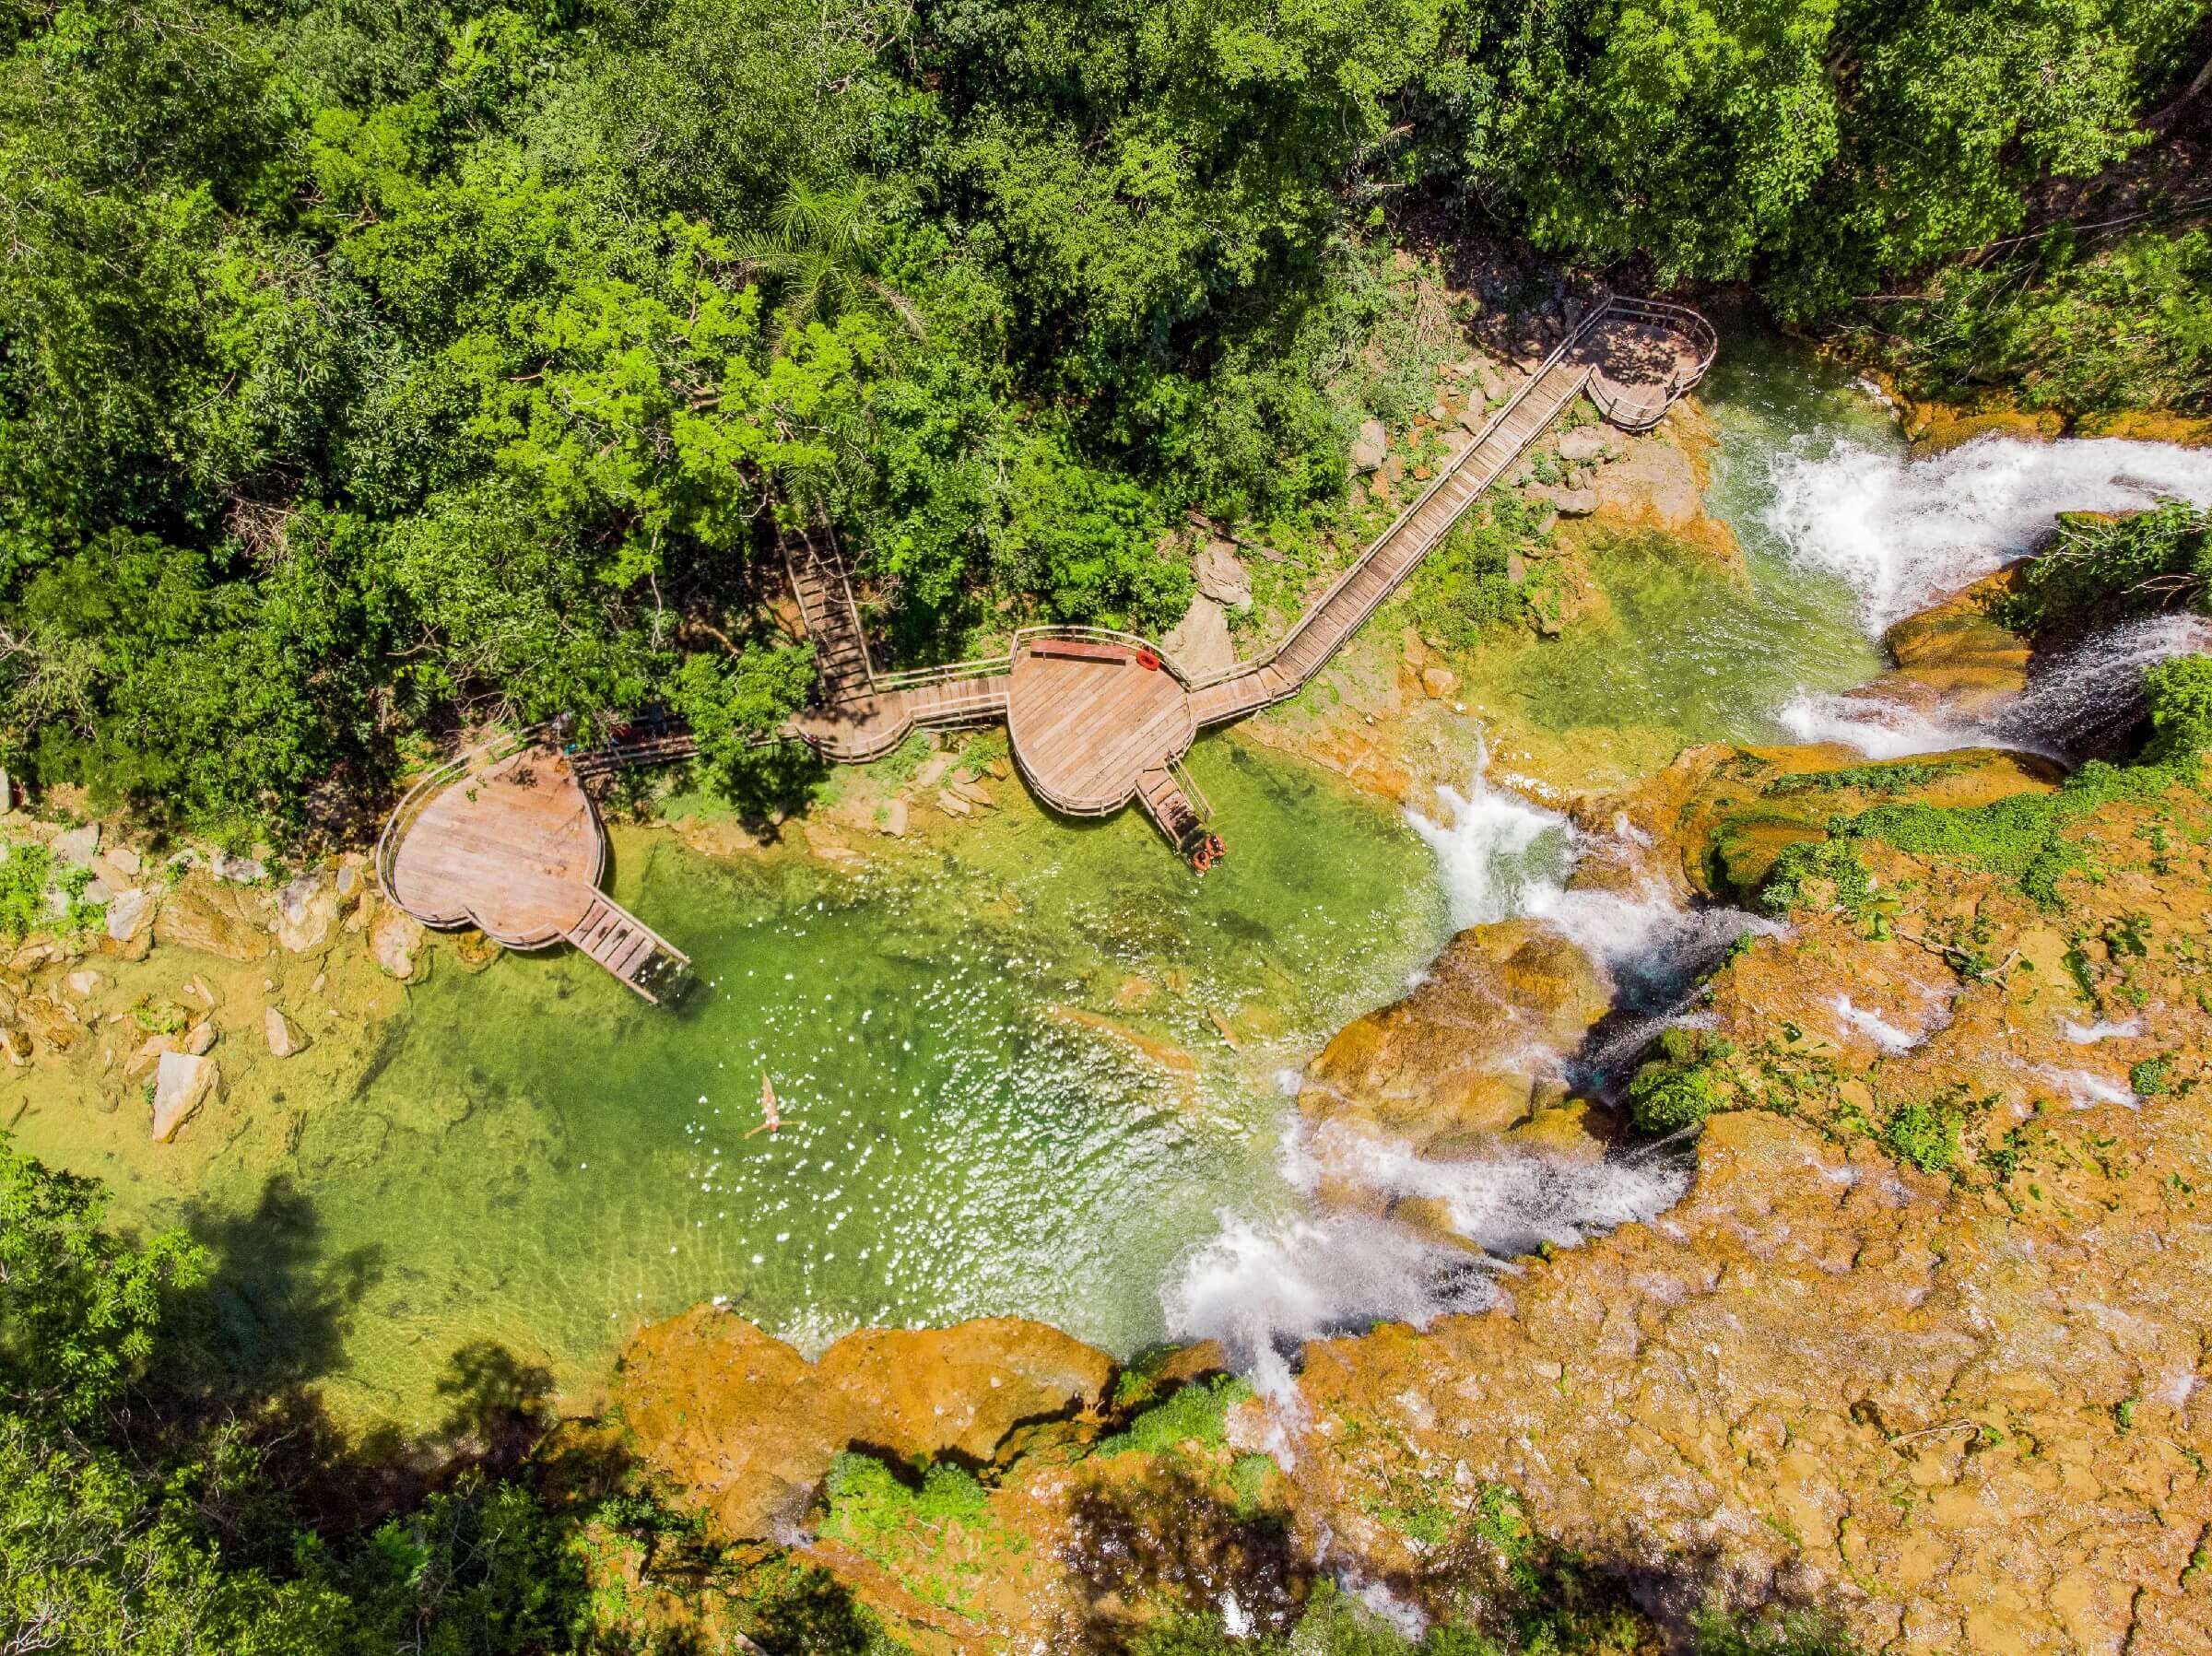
[175, 1172, 382, 1403]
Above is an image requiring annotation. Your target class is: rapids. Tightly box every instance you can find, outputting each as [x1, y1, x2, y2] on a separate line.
[19, 320, 2209, 1437]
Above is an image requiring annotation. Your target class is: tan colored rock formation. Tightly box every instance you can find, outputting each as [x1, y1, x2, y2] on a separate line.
[616, 1308, 1115, 1541]
[153, 877, 272, 961]
[1301, 919, 1611, 1149]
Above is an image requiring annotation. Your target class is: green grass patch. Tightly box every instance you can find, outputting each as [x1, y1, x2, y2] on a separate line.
[1882, 1102, 1961, 1174]
[1093, 1373, 1255, 1460]
[1762, 759, 1967, 799]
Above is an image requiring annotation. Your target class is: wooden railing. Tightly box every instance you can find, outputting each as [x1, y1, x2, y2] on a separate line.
[1583, 294, 1717, 429]
[374, 726, 547, 926]
[1182, 298, 1607, 698]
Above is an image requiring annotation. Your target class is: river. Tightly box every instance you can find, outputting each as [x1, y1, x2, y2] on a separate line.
[20, 323, 2212, 1437]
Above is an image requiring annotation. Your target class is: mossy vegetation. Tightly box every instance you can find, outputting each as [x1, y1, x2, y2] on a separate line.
[1094, 1373, 1257, 1461]
[1993, 500, 2210, 639]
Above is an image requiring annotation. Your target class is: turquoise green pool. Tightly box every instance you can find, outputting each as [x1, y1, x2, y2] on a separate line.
[163, 739, 1445, 1430]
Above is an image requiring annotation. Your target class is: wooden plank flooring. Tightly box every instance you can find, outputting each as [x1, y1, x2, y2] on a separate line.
[387, 746, 604, 946]
[1006, 644, 1194, 814]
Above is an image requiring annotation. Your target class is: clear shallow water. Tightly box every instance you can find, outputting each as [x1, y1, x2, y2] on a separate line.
[45, 323, 2212, 1436]
[171, 740, 1450, 1430]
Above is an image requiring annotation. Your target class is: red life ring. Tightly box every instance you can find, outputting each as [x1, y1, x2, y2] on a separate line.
[1135, 648, 1159, 671]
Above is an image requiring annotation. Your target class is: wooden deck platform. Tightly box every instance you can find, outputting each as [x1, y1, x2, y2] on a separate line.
[1006, 637, 1194, 815]
[380, 742, 688, 998]
[377, 292, 1716, 945]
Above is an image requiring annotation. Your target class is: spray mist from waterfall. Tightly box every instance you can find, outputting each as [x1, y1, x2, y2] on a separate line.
[1160, 1122, 1690, 1415]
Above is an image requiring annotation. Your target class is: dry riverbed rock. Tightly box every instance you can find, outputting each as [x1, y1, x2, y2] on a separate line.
[154, 877, 272, 962]
[617, 1308, 1116, 1541]
[371, 908, 427, 981]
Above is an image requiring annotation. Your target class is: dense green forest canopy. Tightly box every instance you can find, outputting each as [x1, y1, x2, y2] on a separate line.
[0, 0, 2205, 841]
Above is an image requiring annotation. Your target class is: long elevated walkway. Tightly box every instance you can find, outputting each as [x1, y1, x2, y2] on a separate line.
[375, 293, 1715, 993]
[786, 293, 1716, 854]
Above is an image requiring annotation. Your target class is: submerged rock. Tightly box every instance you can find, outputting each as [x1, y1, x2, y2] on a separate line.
[265, 1006, 308, 1058]
[371, 908, 427, 981]
[150, 1051, 218, 1142]
[618, 1308, 1115, 1541]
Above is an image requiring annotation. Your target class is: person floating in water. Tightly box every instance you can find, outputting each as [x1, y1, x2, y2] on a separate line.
[745, 1072, 782, 1139]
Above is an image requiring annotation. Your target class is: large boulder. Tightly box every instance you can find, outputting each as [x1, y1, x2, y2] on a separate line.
[276, 874, 339, 954]
[150, 1051, 219, 1142]
[1163, 593, 1236, 679]
[153, 878, 272, 962]
[1301, 919, 1613, 1149]
[102, 887, 154, 960]
[1193, 540, 1253, 611]
[1556, 425, 1623, 464]
[1349, 418, 1387, 474]
[371, 908, 428, 981]
[617, 1308, 1115, 1541]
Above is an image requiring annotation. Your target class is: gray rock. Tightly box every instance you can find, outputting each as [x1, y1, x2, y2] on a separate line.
[104, 845, 142, 877]
[150, 1052, 218, 1142]
[1162, 593, 1236, 680]
[265, 1007, 308, 1059]
[51, 823, 99, 865]
[1349, 418, 1387, 474]
[276, 874, 338, 954]
[183, 1019, 218, 1057]
[1557, 426, 1623, 464]
[1547, 487, 1599, 517]
[104, 887, 153, 945]
[1193, 541, 1252, 612]
[371, 908, 427, 981]
[211, 851, 266, 884]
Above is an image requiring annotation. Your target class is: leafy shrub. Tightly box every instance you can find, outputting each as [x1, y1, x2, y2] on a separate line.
[1758, 838, 1872, 919]
[0, 842, 104, 943]
[1882, 1103, 1960, 1174]
[2130, 1055, 2174, 1098]
[1093, 1373, 1256, 1460]
[1994, 500, 2210, 638]
[1627, 1062, 1719, 1135]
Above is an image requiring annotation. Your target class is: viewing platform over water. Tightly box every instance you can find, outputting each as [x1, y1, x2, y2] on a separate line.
[377, 294, 1712, 992]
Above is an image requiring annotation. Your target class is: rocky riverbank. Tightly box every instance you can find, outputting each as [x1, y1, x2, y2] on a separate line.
[541, 555, 2212, 1653]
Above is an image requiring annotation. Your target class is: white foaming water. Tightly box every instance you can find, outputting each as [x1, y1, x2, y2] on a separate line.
[1406, 751, 1774, 1011]
[1766, 434, 2212, 630]
[1830, 993, 1936, 1054]
[1161, 1125, 1690, 1417]
[1782, 614, 2212, 761]
[2063, 1017, 2142, 1045]
[2033, 1065, 2137, 1110]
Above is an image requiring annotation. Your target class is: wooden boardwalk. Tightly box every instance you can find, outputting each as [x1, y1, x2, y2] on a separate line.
[375, 293, 1714, 992]
[783, 293, 1716, 860]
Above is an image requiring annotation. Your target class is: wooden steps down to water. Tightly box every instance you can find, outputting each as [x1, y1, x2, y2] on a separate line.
[565, 892, 691, 1003]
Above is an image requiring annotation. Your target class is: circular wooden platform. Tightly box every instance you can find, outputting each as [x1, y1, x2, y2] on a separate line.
[1006, 637, 1194, 815]
[386, 746, 606, 947]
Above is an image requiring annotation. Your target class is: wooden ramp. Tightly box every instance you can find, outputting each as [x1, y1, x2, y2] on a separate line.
[768, 290, 1717, 863]
[566, 893, 690, 1003]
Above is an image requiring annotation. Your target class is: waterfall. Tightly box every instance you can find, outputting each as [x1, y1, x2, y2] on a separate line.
[1766, 433, 2212, 630]
[1783, 614, 2212, 761]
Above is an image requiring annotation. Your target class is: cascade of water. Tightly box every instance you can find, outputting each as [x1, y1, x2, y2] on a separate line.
[1767, 434, 2212, 630]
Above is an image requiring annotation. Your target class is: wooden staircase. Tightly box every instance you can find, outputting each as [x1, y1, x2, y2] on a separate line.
[785, 532, 876, 705]
[1135, 763, 1217, 869]
[565, 893, 692, 1002]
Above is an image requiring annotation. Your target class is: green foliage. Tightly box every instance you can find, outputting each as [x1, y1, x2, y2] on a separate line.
[2131, 1055, 2175, 1097]
[1759, 838, 1872, 919]
[1763, 760, 1966, 799]
[1882, 1102, 1961, 1174]
[1845, 227, 2212, 417]
[1627, 1060, 1721, 1135]
[1994, 500, 2211, 638]
[1399, 498, 1542, 652]
[818, 1451, 990, 1549]
[1094, 1373, 1257, 1460]
[0, 840, 102, 942]
[2144, 653, 2212, 760]
[0, 1134, 208, 1424]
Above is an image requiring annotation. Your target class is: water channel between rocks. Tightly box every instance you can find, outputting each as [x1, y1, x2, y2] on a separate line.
[20, 324, 2212, 1437]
